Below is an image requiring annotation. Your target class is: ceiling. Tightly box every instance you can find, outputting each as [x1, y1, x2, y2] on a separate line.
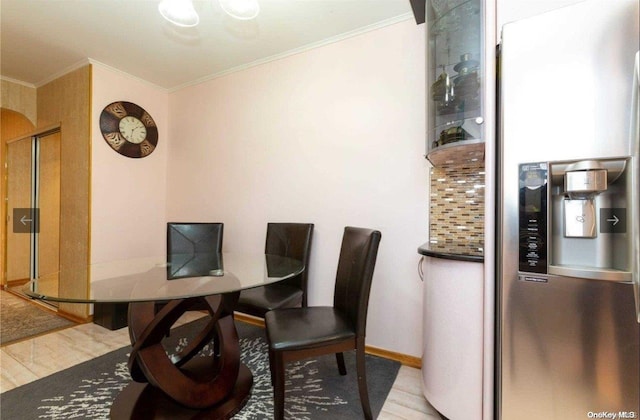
[1, 0, 413, 91]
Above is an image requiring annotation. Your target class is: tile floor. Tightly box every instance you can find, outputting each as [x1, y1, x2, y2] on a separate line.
[0, 301, 442, 419]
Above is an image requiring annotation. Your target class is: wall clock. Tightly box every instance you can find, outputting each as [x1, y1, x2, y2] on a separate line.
[99, 101, 158, 158]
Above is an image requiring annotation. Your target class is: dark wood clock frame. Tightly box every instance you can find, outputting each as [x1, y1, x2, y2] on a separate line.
[99, 101, 158, 158]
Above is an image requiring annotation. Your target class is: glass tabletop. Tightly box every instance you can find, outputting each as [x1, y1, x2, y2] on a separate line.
[23, 252, 304, 304]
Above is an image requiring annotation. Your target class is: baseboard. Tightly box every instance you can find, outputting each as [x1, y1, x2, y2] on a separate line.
[57, 310, 91, 324]
[234, 312, 422, 369]
[364, 345, 421, 369]
[6, 278, 30, 288]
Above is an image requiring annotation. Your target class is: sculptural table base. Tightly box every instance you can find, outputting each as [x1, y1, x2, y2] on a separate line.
[110, 294, 251, 419]
[110, 364, 253, 419]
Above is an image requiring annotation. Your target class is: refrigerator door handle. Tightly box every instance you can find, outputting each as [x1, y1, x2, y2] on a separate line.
[632, 51, 640, 323]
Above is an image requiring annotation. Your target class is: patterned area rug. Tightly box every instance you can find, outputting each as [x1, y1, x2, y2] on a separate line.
[0, 290, 75, 346]
[0, 318, 400, 419]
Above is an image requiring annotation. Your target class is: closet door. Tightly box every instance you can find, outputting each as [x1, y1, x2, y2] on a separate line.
[5, 129, 60, 300]
[5, 137, 33, 285]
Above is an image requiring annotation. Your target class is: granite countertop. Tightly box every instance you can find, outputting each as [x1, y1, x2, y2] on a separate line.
[417, 242, 484, 263]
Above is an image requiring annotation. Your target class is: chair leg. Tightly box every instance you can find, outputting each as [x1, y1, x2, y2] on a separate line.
[213, 331, 221, 357]
[273, 351, 286, 420]
[268, 348, 275, 386]
[356, 344, 372, 420]
[336, 352, 347, 375]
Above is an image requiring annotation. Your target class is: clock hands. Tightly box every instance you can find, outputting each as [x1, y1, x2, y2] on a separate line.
[131, 127, 144, 140]
[123, 118, 146, 143]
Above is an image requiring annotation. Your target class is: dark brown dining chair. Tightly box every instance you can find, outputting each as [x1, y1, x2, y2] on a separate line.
[264, 226, 381, 420]
[235, 223, 314, 317]
[167, 222, 224, 279]
[163, 222, 224, 320]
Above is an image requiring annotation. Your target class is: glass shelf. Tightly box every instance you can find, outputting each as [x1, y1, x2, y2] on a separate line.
[427, 138, 484, 166]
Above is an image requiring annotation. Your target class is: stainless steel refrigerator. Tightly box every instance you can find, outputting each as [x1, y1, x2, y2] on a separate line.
[497, 1, 640, 419]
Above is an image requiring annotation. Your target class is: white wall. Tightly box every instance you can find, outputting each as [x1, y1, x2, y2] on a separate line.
[497, 0, 585, 29]
[166, 19, 428, 356]
[91, 63, 169, 263]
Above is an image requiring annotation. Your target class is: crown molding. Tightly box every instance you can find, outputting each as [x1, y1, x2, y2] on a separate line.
[33, 58, 92, 87]
[0, 76, 37, 89]
[169, 13, 413, 93]
[88, 59, 169, 93]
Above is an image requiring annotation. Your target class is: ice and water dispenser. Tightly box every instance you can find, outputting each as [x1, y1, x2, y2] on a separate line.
[519, 158, 633, 282]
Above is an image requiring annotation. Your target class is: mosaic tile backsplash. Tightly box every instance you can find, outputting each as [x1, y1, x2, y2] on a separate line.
[429, 160, 485, 256]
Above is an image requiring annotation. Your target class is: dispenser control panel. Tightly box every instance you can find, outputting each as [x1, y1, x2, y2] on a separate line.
[518, 163, 548, 274]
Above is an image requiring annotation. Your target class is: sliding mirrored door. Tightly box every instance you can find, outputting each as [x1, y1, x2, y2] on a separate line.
[5, 137, 33, 286]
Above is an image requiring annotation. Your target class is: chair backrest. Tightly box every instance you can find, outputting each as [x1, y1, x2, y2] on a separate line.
[333, 227, 381, 337]
[167, 222, 224, 279]
[265, 223, 314, 304]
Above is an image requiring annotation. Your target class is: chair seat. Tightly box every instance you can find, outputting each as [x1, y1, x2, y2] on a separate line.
[236, 284, 303, 317]
[265, 307, 355, 352]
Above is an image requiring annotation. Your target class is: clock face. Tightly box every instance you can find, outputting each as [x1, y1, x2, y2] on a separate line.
[100, 101, 158, 158]
[119, 116, 147, 144]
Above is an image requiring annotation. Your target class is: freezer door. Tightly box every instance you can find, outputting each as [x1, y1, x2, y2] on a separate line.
[498, 1, 640, 419]
[499, 0, 639, 162]
[500, 274, 640, 419]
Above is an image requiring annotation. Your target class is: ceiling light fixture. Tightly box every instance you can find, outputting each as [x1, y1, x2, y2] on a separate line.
[158, 0, 200, 27]
[219, 0, 260, 20]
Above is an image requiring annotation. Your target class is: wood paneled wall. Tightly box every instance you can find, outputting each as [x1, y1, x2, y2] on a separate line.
[1, 80, 37, 125]
[37, 132, 61, 297]
[37, 65, 91, 319]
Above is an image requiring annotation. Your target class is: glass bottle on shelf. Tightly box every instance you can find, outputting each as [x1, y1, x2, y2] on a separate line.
[426, 0, 484, 165]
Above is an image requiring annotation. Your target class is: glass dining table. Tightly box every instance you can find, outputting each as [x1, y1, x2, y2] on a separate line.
[23, 252, 305, 419]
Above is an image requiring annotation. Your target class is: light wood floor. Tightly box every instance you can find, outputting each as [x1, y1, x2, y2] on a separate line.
[0, 307, 442, 419]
